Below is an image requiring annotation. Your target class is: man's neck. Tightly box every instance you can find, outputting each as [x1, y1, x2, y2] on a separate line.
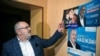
[17, 35, 27, 42]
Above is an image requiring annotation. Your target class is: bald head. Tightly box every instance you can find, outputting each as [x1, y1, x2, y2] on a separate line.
[14, 21, 29, 33]
[14, 21, 31, 41]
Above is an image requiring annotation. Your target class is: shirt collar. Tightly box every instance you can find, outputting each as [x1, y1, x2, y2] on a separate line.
[17, 36, 31, 42]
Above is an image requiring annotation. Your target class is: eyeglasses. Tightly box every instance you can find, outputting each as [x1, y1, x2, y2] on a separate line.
[18, 26, 30, 30]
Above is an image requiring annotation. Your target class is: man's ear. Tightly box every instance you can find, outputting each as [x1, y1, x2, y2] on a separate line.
[16, 30, 21, 35]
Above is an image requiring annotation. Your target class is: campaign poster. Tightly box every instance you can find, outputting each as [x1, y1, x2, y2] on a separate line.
[79, 0, 100, 27]
[62, 6, 79, 29]
[63, 0, 100, 29]
[67, 27, 97, 56]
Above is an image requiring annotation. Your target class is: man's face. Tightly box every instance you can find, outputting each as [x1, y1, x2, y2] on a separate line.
[80, 6, 85, 17]
[70, 30, 77, 43]
[17, 22, 31, 39]
[69, 9, 74, 19]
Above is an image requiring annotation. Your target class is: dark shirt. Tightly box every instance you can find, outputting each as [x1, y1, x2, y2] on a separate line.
[68, 41, 81, 50]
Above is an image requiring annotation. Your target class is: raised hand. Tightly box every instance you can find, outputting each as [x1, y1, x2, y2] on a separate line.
[57, 22, 64, 33]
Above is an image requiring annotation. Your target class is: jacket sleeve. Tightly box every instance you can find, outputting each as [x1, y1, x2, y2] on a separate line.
[42, 30, 63, 48]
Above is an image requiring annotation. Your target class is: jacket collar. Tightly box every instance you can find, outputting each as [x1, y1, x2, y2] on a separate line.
[13, 37, 23, 56]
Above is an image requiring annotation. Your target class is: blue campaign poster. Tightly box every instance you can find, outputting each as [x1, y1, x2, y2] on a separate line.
[67, 27, 97, 56]
[78, 0, 100, 27]
[63, 0, 100, 29]
[66, 0, 99, 56]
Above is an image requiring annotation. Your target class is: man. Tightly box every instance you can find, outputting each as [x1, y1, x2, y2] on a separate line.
[78, 5, 86, 27]
[2, 21, 64, 56]
[68, 29, 80, 49]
